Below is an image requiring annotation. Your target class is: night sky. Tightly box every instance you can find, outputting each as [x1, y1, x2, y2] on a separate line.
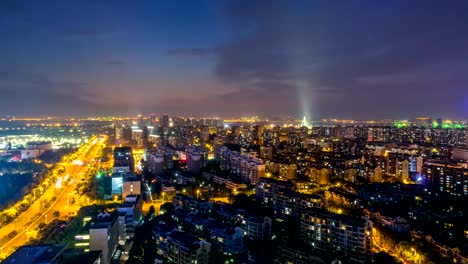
[0, 0, 467, 119]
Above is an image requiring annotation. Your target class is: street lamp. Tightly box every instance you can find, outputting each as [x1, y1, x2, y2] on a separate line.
[196, 189, 200, 199]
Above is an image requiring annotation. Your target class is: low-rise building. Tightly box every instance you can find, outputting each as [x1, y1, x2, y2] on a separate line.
[166, 230, 211, 264]
[2, 244, 66, 264]
[209, 225, 244, 254]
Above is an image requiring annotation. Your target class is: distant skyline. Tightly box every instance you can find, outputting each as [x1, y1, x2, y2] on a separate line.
[1, 0, 467, 119]
[0, 114, 465, 122]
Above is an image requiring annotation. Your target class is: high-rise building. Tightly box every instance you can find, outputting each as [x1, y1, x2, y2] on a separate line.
[115, 125, 124, 140]
[111, 172, 141, 198]
[150, 113, 157, 124]
[300, 208, 373, 263]
[161, 114, 169, 129]
[200, 126, 210, 143]
[279, 163, 297, 180]
[74, 212, 122, 264]
[373, 167, 383, 183]
[113, 146, 134, 172]
[217, 149, 265, 184]
[423, 161, 468, 196]
[256, 178, 323, 219]
[319, 168, 330, 185]
[131, 128, 144, 147]
[253, 125, 264, 145]
[187, 151, 203, 173]
[416, 156, 424, 173]
[117, 195, 143, 239]
[122, 172, 141, 198]
[245, 216, 272, 240]
[147, 152, 165, 175]
[452, 148, 468, 161]
[399, 160, 409, 181]
[111, 173, 124, 196]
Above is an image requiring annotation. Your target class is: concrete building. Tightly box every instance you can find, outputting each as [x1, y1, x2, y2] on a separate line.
[75, 211, 122, 264]
[400, 160, 409, 182]
[423, 160, 468, 196]
[256, 178, 323, 219]
[90, 212, 121, 264]
[416, 156, 424, 173]
[111, 172, 124, 197]
[117, 195, 143, 239]
[147, 151, 165, 175]
[2, 244, 66, 264]
[300, 208, 373, 263]
[279, 163, 297, 180]
[345, 168, 357, 183]
[20, 141, 52, 159]
[373, 167, 383, 183]
[113, 146, 134, 172]
[115, 126, 124, 140]
[217, 149, 265, 184]
[307, 167, 330, 185]
[111, 172, 141, 199]
[319, 168, 330, 185]
[210, 225, 244, 254]
[245, 216, 272, 240]
[214, 145, 227, 161]
[122, 173, 141, 198]
[166, 230, 211, 264]
[187, 151, 203, 173]
[131, 128, 144, 148]
[25, 141, 52, 151]
[21, 149, 41, 160]
[452, 148, 468, 161]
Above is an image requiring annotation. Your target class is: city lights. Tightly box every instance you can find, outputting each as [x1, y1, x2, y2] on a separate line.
[0, 0, 466, 262]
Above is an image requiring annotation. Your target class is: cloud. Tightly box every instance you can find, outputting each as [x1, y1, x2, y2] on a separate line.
[213, 0, 468, 118]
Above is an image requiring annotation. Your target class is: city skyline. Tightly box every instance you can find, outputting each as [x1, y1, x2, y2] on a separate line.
[1, 0, 467, 119]
[0, 114, 466, 123]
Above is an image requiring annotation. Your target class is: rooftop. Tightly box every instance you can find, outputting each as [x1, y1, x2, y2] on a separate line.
[2, 244, 66, 264]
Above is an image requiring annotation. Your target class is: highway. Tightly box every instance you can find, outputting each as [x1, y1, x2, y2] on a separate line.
[0, 136, 107, 259]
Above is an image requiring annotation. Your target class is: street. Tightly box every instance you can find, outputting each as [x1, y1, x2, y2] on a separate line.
[0, 136, 106, 259]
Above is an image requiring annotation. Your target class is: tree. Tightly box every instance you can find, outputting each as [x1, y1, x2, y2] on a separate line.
[148, 205, 155, 216]
[0, 214, 7, 227]
[160, 202, 175, 216]
[53, 211, 60, 218]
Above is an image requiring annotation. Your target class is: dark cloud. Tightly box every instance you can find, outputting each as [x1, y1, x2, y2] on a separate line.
[1, 1, 467, 118]
[213, 0, 468, 119]
[167, 48, 216, 57]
